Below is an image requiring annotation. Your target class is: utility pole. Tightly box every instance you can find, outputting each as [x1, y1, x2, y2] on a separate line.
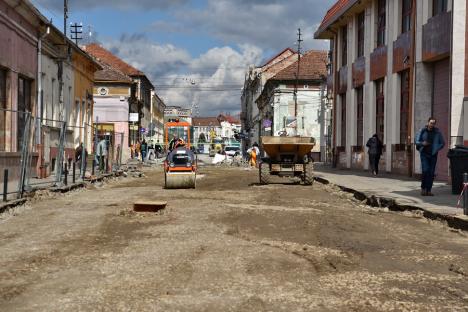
[70, 22, 83, 45]
[63, 0, 68, 37]
[294, 28, 303, 118]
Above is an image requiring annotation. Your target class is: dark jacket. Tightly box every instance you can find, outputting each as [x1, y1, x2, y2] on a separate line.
[366, 136, 383, 155]
[415, 127, 445, 156]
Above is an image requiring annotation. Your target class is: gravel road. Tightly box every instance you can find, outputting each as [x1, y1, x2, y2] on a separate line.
[1, 166, 468, 311]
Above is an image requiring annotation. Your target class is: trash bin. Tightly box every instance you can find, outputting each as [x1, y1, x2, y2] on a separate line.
[447, 145, 468, 194]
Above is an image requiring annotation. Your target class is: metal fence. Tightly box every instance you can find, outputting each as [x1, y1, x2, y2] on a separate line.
[1, 108, 126, 202]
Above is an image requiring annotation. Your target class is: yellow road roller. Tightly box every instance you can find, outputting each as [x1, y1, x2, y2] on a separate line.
[164, 147, 197, 189]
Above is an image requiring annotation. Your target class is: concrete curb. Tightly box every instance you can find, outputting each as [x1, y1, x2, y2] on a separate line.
[0, 170, 126, 214]
[314, 176, 468, 232]
[0, 198, 28, 214]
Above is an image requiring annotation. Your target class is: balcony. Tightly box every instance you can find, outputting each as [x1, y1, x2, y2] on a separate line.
[392, 31, 411, 73]
[352, 57, 365, 88]
[422, 11, 451, 62]
[370, 45, 387, 81]
[338, 66, 348, 94]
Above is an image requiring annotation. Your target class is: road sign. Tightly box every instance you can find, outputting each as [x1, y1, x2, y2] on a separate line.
[129, 113, 139, 122]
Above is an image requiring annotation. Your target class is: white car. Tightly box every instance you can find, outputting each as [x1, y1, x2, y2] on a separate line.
[224, 146, 241, 157]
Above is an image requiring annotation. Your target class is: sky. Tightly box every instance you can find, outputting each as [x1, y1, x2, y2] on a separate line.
[32, 0, 334, 117]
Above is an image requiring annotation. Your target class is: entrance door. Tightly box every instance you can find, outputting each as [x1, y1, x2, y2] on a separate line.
[432, 58, 450, 181]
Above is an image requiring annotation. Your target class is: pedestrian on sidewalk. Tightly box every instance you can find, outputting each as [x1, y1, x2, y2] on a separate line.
[415, 117, 445, 196]
[96, 137, 107, 173]
[140, 139, 148, 162]
[366, 134, 383, 176]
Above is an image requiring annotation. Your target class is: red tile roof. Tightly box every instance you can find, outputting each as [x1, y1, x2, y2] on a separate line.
[192, 117, 221, 127]
[94, 64, 133, 83]
[84, 43, 144, 76]
[218, 114, 240, 124]
[270, 50, 328, 81]
[261, 48, 296, 68]
[315, 0, 358, 38]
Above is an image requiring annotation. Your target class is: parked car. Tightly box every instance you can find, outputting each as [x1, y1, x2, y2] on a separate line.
[224, 146, 241, 157]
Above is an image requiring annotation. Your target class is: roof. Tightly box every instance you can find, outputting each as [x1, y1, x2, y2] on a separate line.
[270, 50, 328, 82]
[261, 48, 297, 67]
[192, 117, 221, 127]
[218, 114, 240, 124]
[314, 0, 358, 39]
[94, 65, 133, 83]
[84, 43, 144, 76]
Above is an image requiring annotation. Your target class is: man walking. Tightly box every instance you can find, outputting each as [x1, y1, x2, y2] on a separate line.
[415, 117, 445, 196]
[366, 134, 383, 176]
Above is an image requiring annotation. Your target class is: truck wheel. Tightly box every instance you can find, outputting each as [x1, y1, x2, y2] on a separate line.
[303, 162, 314, 185]
[259, 163, 270, 184]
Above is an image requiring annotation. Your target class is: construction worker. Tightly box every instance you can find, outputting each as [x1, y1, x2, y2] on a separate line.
[169, 136, 178, 151]
[174, 138, 186, 149]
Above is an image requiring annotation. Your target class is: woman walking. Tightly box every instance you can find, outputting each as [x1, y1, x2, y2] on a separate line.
[366, 134, 383, 176]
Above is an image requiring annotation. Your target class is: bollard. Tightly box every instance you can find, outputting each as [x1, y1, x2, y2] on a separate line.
[3, 169, 8, 202]
[92, 159, 95, 176]
[64, 163, 68, 186]
[72, 162, 76, 184]
[464, 173, 468, 216]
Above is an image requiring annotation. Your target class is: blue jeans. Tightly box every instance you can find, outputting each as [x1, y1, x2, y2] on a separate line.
[420, 152, 438, 192]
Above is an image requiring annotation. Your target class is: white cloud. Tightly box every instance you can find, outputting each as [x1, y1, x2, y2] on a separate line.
[34, 0, 188, 11]
[103, 35, 263, 116]
[173, 0, 334, 51]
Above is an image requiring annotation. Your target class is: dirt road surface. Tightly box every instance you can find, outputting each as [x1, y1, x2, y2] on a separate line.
[1, 166, 468, 311]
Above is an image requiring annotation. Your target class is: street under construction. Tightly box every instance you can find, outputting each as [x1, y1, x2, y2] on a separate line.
[1, 165, 468, 311]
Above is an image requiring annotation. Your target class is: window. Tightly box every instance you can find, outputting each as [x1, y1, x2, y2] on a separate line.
[17, 77, 32, 148]
[356, 87, 364, 147]
[433, 0, 447, 16]
[0, 69, 6, 151]
[341, 94, 346, 147]
[376, 79, 385, 142]
[357, 12, 365, 57]
[400, 70, 410, 144]
[341, 26, 348, 66]
[402, 0, 412, 33]
[377, 0, 386, 46]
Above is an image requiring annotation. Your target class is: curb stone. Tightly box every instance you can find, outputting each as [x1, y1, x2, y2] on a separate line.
[314, 176, 468, 232]
[0, 170, 127, 214]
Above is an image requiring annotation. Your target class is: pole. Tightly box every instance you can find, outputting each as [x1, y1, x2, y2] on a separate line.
[63, 163, 68, 186]
[72, 161, 75, 184]
[464, 173, 468, 216]
[3, 169, 8, 202]
[63, 0, 68, 37]
[294, 28, 303, 119]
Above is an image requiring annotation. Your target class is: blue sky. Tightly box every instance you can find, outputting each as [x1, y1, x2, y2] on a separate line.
[32, 0, 334, 115]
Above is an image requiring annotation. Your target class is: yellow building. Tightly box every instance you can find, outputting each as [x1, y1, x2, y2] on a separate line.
[71, 46, 101, 151]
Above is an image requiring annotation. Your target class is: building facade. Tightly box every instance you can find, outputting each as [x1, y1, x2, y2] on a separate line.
[315, 0, 467, 180]
[241, 48, 299, 153]
[256, 50, 328, 159]
[84, 44, 155, 148]
[0, 0, 44, 179]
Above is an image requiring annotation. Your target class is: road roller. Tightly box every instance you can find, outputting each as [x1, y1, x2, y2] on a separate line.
[164, 146, 197, 189]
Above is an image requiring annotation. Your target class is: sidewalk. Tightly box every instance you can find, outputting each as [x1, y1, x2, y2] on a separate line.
[314, 164, 468, 228]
